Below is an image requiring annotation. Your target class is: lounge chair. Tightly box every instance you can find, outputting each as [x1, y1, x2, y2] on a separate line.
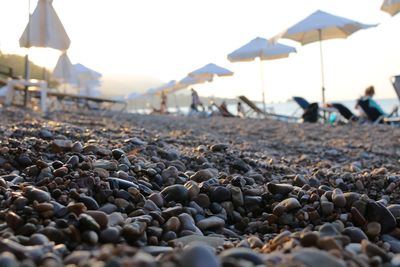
[292, 96, 348, 123]
[237, 95, 298, 122]
[356, 97, 399, 125]
[292, 96, 310, 110]
[238, 95, 266, 118]
[391, 75, 400, 102]
[209, 101, 235, 117]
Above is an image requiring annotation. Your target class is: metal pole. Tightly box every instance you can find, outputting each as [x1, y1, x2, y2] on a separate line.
[318, 29, 326, 104]
[23, 0, 31, 107]
[259, 58, 266, 114]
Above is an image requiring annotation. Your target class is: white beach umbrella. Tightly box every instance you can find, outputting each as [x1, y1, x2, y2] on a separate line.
[227, 37, 296, 112]
[189, 63, 233, 80]
[52, 51, 77, 84]
[272, 10, 375, 104]
[174, 76, 213, 91]
[126, 92, 145, 101]
[158, 80, 178, 94]
[381, 0, 400, 16]
[19, 0, 71, 106]
[19, 0, 71, 50]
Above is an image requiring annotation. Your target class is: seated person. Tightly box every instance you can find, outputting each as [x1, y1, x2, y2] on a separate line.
[355, 86, 395, 123]
[301, 102, 319, 123]
[219, 101, 235, 117]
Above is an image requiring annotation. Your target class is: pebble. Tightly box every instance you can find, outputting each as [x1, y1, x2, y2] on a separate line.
[1, 107, 399, 267]
[179, 243, 219, 267]
[196, 216, 225, 230]
[291, 248, 346, 267]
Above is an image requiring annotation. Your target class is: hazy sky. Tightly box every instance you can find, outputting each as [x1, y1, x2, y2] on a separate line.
[0, 0, 399, 102]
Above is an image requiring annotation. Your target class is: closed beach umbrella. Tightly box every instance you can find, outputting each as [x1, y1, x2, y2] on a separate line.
[19, 0, 71, 50]
[189, 63, 233, 80]
[227, 37, 296, 112]
[19, 0, 71, 106]
[52, 51, 77, 84]
[272, 10, 375, 104]
[381, 0, 400, 16]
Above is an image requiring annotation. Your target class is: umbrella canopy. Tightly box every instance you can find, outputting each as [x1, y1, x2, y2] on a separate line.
[174, 75, 212, 91]
[273, 9, 375, 104]
[227, 37, 296, 112]
[227, 37, 296, 62]
[19, 0, 71, 50]
[158, 80, 178, 94]
[126, 92, 145, 101]
[381, 0, 400, 16]
[52, 51, 77, 84]
[189, 63, 233, 80]
[274, 10, 375, 45]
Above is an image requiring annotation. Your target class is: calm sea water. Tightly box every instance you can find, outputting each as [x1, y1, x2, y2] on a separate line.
[131, 98, 399, 117]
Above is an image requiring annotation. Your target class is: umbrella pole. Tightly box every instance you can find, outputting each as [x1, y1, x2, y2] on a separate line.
[318, 30, 326, 104]
[259, 59, 266, 115]
[23, 0, 31, 107]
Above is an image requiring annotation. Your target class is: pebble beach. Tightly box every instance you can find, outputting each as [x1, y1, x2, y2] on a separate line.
[1, 107, 400, 267]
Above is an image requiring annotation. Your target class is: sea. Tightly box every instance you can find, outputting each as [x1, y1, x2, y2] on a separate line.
[131, 98, 399, 118]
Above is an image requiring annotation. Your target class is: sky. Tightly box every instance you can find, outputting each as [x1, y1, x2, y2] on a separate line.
[0, 0, 399, 103]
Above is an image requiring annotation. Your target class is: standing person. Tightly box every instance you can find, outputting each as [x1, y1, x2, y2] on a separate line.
[191, 88, 204, 111]
[160, 91, 167, 114]
[237, 101, 245, 118]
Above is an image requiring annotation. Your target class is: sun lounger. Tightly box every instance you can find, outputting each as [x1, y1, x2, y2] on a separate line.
[238, 95, 266, 117]
[391, 75, 400, 102]
[12, 84, 127, 116]
[356, 97, 400, 125]
[293, 96, 310, 110]
[293, 96, 346, 123]
[208, 101, 235, 117]
[238, 95, 298, 122]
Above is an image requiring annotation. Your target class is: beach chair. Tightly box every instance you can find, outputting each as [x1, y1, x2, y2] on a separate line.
[238, 95, 266, 118]
[292, 96, 342, 123]
[391, 75, 400, 102]
[209, 101, 235, 117]
[356, 97, 400, 125]
[293, 96, 310, 110]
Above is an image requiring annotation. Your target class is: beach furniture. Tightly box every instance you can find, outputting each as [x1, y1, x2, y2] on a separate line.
[11, 84, 126, 116]
[391, 75, 400, 102]
[292, 96, 310, 110]
[238, 95, 267, 118]
[238, 95, 298, 122]
[329, 103, 355, 121]
[292, 96, 341, 123]
[209, 101, 235, 117]
[356, 97, 399, 125]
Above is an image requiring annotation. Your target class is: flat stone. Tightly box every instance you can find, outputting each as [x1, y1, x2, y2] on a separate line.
[171, 235, 225, 248]
[291, 248, 346, 267]
[180, 244, 219, 267]
[197, 216, 225, 231]
[220, 247, 263, 265]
